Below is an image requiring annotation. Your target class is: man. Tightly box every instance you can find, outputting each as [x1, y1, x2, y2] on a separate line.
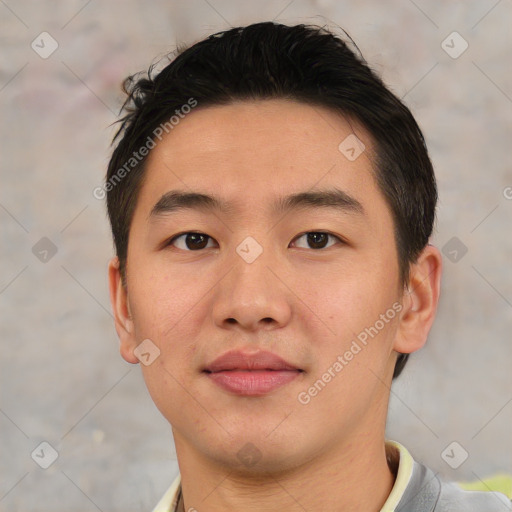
[105, 21, 511, 511]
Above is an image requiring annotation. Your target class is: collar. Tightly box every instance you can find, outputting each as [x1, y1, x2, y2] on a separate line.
[152, 440, 414, 512]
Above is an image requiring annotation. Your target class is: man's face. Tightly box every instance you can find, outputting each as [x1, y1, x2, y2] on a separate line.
[117, 99, 405, 471]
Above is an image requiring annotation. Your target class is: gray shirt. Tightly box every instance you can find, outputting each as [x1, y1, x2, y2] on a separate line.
[395, 458, 511, 512]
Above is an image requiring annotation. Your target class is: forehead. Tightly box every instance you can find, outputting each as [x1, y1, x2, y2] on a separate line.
[137, 99, 385, 221]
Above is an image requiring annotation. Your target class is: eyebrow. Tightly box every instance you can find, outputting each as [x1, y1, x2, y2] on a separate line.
[149, 187, 364, 220]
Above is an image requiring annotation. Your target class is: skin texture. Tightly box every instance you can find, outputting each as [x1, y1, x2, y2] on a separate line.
[108, 99, 442, 511]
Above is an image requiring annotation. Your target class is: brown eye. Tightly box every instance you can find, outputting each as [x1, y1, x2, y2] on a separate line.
[169, 233, 215, 251]
[292, 232, 341, 250]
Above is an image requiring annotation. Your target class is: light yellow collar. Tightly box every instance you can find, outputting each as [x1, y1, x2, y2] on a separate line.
[152, 472, 181, 512]
[380, 440, 415, 512]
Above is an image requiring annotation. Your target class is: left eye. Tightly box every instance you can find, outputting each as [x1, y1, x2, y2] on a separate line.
[291, 232, 342, 250]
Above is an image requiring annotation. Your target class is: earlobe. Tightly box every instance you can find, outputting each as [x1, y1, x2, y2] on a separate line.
[108, 257, 139, 364]
[393, 244, 442, 355]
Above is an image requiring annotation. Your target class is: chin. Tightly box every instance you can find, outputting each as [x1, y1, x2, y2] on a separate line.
[192, 429, 313, 476]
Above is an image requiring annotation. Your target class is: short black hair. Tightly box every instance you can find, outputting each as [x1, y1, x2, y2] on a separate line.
[105, 21, 438, 379]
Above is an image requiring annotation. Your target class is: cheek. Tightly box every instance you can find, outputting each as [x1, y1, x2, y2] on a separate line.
[129, 269, 204, 420]
[126, 267, 209, 398]
[312, 268, 400, 369]
[139, 359, 193, 430]
[128, 262, 201, 336]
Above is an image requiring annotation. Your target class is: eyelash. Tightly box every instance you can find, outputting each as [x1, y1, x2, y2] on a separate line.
[165, 231, 345, 251]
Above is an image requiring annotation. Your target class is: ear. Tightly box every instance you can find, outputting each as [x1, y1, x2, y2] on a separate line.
[393, 244, 442, 355]
[108, 256, 139, 364]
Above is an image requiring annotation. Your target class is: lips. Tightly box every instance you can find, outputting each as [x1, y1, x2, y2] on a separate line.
[203, 350, 302, 373]
[203, 350, 303, 396]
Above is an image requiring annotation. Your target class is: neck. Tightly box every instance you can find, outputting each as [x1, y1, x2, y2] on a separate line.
[173, 432, 396, 512]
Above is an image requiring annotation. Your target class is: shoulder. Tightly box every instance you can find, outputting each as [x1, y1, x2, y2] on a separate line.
[436, 476, 512, 512]
[387, 441, 511, 512]
[401, 460, 512, 512]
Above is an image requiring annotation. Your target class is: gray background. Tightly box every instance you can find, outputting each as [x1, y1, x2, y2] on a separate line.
[1, 0, 511, 510]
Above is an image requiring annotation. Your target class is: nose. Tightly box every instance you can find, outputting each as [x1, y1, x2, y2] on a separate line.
[211, 243, 293, 332]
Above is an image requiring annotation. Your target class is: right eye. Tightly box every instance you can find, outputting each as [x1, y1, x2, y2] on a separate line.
[166, 232, 217, 251]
